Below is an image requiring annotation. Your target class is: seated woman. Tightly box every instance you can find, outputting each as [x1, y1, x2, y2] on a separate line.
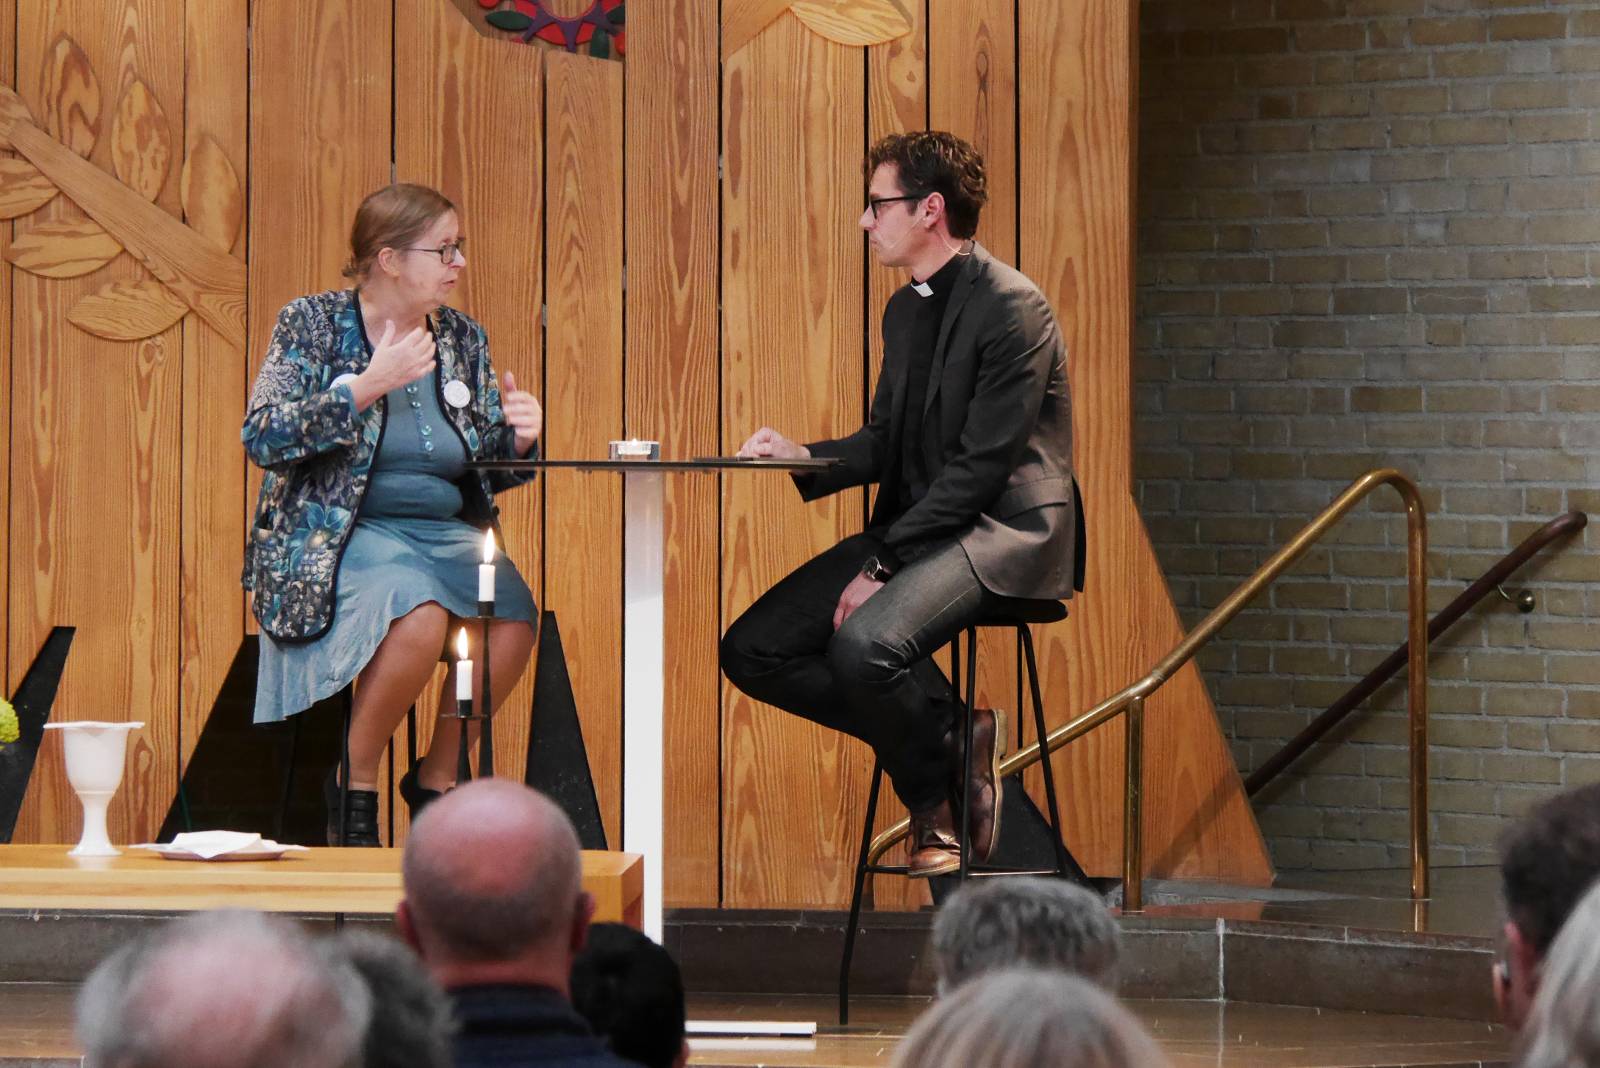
[243, 183, 540, 845]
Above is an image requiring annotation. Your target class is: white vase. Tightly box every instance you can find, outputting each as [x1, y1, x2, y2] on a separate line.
[43, 721, 143, 857]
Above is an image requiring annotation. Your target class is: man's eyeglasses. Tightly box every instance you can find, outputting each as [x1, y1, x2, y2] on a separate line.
[401, 239, 465, 265]
[866, 193, 928, 220]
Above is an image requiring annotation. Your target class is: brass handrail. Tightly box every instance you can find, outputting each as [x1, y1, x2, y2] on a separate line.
[865, 468, 1431, 910]
[1246, 510, 1587, 797]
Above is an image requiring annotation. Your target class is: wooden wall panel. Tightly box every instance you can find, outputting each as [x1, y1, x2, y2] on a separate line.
[930, 0, 1022, 738]
[179, 0, 247, 772]
[393, 0, 544, 808]
[721, 17, 868, 908]
[864, 1, 930, 913]
[624, 0, 722, 905]
[542, 50, 624, 848]
[247, 1, 391, 426]
[10, 0, 185, 845]
[0, 0, 13, 694]
[1019, 0, 1271, 881]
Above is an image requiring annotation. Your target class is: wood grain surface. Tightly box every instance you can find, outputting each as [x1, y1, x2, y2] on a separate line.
[39, 35, 98, 158]
[1019, 0, 1271, 882]
[393, 0, 545, 802]
[66, 278, 187, 339]
[5, 216, 119, 277]
[721, 17, 869, 908]
[1, 0, 12, 705]
[0, 156, 58, 218]
[178, 0, 247, 776]
[721, 0, 797, 59]
[624, 0, 722, 907]
[108, 78, 170, 202]
[10, 0, 185, 849]
[542, 50, 625, 848]
[790, 0, 914, 47]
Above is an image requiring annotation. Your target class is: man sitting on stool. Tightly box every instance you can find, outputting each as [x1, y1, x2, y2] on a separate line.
[721, 130, 1079, 877]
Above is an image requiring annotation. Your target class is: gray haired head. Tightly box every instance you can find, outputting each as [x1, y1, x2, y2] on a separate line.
[891, 967, 1166, 1068]
[334, 930, 454, 1068]
[931, 876, 1120, 994]
[75, 910, 371, 1068]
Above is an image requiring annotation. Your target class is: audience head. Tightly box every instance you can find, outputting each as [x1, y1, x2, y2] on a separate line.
[1515, 879, 1600, 1068]
[571, 923, 689, 1068]
[891, 968, 1166, 1068]
[334, 930, 454, 1068]
[75, 909, 370, 1068]
[932, 876, 1120, 994]
[399, 779, 593, 991]
[1498, 783, 1600, 1027]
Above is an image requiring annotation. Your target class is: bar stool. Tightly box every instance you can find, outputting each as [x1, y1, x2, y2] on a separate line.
[274, 686, 418, 847]
[838, 599, 1072, 1024]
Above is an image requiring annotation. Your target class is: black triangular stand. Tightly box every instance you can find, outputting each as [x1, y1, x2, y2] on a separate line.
[525, 612, 607, 850]
[929, 771, 1095, 906]
[0, 626, 77, 843]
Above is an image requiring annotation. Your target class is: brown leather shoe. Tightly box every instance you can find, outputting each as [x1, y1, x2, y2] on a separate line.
[947, 708, 1005, 863]
[907, 799, 961, 878]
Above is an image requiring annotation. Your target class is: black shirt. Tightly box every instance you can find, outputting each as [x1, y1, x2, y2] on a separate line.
[450, 984, 642, 1068]
[893, 252, 966, 523]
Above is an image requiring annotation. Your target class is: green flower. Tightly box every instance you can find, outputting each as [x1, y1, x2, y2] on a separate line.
[0, 697, 17, 746]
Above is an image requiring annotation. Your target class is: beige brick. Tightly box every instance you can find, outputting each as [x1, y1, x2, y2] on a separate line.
[1490, 80, 1571, 110]
[1432, 115, 1511, 145]
[1486, 688, 1563, 717]
[1355, 53, 1431, 81]
[1549, 722, 1600, 753]
[1410, 16, 1487, 45]
[1351, 385, 1423, 412]
[1549, 657, 1600, 685]
[1375, 85, 1448, 114]
[1508, 723, 1550, 752]
[1481, 753, 1563, 784]
[1434, 50, 1508, 78]
[1372, 153, 1448, 182]
[1446, 216, 1526, 245]
[1513, 113, 1592, 144]
[1489, 13, 1570, 42]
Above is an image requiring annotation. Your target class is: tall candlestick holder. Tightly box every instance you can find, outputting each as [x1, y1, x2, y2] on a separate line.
[455, 695, 474, 785]
[478, 603, 495, 778]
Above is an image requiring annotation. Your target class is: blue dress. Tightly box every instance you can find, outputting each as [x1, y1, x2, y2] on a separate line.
[253, 373, 537, 723]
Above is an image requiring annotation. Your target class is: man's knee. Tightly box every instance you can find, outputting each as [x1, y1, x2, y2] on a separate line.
[719, 615, 770, 688]
[828, 621, 905, 688]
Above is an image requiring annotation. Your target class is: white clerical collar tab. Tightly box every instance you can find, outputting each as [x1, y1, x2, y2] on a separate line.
[911, 280, 933, 297]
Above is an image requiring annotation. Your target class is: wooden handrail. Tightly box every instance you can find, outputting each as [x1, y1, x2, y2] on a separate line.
[1246, 510, 1588, 797]
[864, 469, 1431, 910]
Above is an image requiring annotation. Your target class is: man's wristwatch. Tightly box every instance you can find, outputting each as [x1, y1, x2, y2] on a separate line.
[861, 555, 896, 583]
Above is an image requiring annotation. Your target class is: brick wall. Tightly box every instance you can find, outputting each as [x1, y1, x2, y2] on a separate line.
[1136, 0, 1600, 870]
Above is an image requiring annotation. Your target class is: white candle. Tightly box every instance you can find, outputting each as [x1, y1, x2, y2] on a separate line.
[479, 529, 496, 604]
[455, 628, 472, 702]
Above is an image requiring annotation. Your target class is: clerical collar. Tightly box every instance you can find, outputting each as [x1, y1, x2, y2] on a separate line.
[910, 251, 966, 299]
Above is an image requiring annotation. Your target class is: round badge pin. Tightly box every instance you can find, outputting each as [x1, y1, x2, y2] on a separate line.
[443, 380, 471, 409]
[331, 372, 358, 390]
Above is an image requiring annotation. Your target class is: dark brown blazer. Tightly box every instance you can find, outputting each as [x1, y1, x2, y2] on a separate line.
[799, 243, 1083, 600]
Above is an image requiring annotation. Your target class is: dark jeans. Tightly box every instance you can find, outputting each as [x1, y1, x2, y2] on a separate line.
[719, 532, 1001, 813]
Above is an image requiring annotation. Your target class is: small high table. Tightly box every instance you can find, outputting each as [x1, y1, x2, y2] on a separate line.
[470, 456, 835, 941]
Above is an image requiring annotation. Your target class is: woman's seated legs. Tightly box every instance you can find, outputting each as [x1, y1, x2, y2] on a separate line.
[345, 602, 452, 790]
[417, 618, 536, 791]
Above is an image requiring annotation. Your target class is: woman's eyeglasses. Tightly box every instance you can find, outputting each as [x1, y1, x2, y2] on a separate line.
[401, 238, 465, 264]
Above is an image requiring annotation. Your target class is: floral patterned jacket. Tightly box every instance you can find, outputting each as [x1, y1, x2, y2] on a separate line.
[242, 289, 535, 643]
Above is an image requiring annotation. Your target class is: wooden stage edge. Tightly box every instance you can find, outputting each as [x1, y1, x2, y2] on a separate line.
[0, 845, 645, 929]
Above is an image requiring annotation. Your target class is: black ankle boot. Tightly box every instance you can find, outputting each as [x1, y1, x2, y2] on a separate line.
[397, 765, 443, 820]
[324, 769, 380, 847]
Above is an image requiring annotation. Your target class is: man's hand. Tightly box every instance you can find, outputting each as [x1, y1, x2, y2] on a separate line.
[737, 427, 810, 460]
[500, 371, 543, 456]
[833, 571, 885, 630]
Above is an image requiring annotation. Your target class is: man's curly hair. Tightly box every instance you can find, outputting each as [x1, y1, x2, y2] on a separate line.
[866, 131, 988, 240]
[1502, 783, 1600, 956]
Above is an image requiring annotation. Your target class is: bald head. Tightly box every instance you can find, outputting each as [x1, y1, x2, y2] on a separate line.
[402, 779, 584, 965]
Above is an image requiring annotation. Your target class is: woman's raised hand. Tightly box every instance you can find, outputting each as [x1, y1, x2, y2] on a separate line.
[501, 371, 543, 456]
[350, 320, 436, 409]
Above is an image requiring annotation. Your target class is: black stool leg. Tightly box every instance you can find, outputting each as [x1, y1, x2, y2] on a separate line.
[275, 713, 303, 842]
[1020, 625, 1069, 877]
[839, 761, 884, 1027]
[338, 687, 353, 848]
[959, 627, 978, 882]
